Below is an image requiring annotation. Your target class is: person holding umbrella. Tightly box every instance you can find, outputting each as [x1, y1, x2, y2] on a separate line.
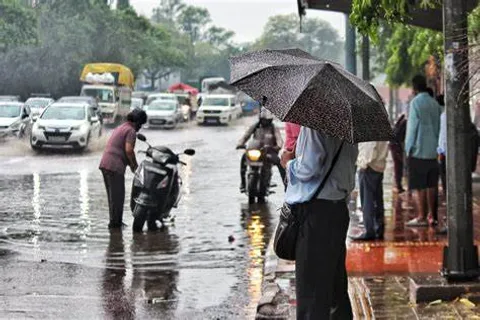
[230, 49, 393, 319]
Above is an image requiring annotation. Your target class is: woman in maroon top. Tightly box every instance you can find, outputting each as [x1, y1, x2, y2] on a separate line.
[99, 109, 147, 229]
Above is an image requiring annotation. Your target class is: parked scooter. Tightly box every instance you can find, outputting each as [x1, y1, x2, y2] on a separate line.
[131, 133, 195, 232]
[239, 139, 273, 204]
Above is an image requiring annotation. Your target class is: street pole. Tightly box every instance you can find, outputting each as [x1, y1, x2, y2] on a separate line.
[361, 35, 370, 81]
[442, 0, 479, 281]
[345, 14, 357, 75]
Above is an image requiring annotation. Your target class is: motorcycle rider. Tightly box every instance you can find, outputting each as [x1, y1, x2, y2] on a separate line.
[236, 108, 286, 192]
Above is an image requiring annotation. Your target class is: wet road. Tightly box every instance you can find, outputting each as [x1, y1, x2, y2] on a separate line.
[0, 117, 284, 319]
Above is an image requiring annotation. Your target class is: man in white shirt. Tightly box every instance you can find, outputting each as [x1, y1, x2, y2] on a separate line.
[350, 141, 389, 241]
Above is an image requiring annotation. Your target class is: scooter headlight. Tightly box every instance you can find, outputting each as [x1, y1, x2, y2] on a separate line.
[246, 149, 262, 162]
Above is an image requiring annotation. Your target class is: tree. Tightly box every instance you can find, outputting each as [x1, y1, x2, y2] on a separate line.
[117, 0, 129, 10]
[177, 5, 211, 43]
[254, 14, 343, 63]
[151, 0, 185, 25]
[0, 0, 38, 52]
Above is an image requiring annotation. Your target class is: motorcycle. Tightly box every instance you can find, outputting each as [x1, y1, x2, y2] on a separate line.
[240, 139, 273, 204]
[131, 133, 195, 232]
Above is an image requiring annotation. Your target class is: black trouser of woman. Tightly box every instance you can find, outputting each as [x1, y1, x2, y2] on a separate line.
[389, 143, 404, 191]
[101, 169, 125, 228]
[295, 199, 353, 320]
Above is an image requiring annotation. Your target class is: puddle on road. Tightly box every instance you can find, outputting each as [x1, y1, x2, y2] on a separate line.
[0, 168, 281, 318]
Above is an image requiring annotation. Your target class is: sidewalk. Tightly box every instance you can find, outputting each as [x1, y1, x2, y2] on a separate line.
[255, 181, 480, 319]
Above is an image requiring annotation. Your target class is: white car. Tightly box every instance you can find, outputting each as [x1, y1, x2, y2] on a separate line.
[131, 97, 144, 110]
[145, 93, 177, 106]
[0, 102, 32, 138]
[30, 102, 102, 151]
[196, 94, 242, 125]
[144, 100, 183, 129]
[25, 97, 55, 116]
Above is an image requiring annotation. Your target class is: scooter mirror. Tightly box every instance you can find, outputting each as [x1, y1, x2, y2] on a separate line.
[184, 149, 195, 156]
[137, 133, 147, 142]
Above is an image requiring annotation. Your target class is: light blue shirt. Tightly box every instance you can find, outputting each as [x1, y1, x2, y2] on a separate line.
[437, 111, 447, 155]
[285, 127, 358, 205]
[405, 92, 442, 159]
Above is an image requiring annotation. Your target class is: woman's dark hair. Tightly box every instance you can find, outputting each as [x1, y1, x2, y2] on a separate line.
[426, 87, 434, 97]
[127, 109, 147, 125]
[436, 94, 445, 106]
[412, 75, 428, 93]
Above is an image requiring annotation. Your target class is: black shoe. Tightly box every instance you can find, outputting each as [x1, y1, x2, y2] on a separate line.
[349, 232, 376, 241]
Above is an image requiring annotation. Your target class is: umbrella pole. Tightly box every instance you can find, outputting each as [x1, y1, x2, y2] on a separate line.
[441, 0, 479, 281]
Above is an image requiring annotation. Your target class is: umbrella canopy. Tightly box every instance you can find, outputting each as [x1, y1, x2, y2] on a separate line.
[168, 83, 199, 95]
[230, 49, 393, 143]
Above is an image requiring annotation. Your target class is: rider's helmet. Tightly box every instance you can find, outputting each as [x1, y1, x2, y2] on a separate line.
[259, 108, 274, 126]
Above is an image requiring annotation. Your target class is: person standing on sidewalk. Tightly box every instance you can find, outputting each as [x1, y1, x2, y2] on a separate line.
[280, 122, 301, 168]
[99, 109, 147, 229]
[437, 95, 447, 198]
[285, 127, 358, 319]
[405, 75, 441, 227]
[350, 141, 389, 241]
[389, 114, 407, 193]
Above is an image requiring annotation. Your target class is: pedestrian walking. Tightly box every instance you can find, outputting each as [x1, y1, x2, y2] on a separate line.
[99, 109, 147, 229]
[285, 127, 358, 318]
[437, 95, 447, 197]
[350, 141, 389, 241]
[389, 114, 407, 193]
[405, 75, 442, 227]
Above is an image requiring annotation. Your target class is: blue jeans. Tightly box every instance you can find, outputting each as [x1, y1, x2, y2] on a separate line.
[359, 167, 384, 237]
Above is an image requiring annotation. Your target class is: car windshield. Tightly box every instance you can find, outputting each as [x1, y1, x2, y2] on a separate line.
[26, 99, 50, 107]
[82, 88, 114, 103]
[0, 105, 21, 118]
[203, 97, 230, 107]
[146, 95, 175, 105]
[41, 106, 85, 120]
[148, 102, 176, 111]
[0, 97, 18, 102]
[131, 99, 143, 108]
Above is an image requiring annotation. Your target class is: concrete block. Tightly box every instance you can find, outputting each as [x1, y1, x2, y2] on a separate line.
[410, 275, 480, 303]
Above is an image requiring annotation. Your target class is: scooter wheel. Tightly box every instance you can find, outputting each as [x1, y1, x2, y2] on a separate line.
[132, 204, 148, 232]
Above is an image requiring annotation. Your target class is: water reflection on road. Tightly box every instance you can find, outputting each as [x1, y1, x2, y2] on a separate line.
[0, 118, 283, 319]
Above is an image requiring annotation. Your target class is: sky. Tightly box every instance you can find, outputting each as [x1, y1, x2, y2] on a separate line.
[130, 0, 346, 43]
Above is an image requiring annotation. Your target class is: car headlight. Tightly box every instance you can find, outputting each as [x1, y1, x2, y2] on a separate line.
[246, 149, 262, 162]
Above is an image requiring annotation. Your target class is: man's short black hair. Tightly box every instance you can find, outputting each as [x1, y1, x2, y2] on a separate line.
[412, 75, 428, 92]
[127, 109, 147, 125]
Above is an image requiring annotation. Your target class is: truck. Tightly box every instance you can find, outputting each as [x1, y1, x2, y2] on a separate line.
[79, 63, 134, 125]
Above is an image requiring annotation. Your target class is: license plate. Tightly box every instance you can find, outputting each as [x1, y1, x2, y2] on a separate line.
[49, 136, 66, 142]
[206, 118, 218, 123]
[151, 119, 165, 124]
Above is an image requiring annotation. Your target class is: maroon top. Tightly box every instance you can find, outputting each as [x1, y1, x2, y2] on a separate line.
[99, 122, 136, 174]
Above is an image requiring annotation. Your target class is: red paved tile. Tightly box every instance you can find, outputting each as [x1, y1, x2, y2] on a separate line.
[346, 184, 480, 275]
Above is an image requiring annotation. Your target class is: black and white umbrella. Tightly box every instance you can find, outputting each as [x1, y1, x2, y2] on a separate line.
[230, 48, 393, 143]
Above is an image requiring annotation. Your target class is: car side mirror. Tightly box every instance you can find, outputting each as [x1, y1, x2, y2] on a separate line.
[91, 116, 99, 123]
[184, 149, 195, 156]
[22, 113, 29, 119]
[231, 103, 235, 107]
[32, 116, 38, 122]
[137, 133, 147, 142]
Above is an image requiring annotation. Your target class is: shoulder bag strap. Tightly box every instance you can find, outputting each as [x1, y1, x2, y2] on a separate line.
[310, 141, 345, 201]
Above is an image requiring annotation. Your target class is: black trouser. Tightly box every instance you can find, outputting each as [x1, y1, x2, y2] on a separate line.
[389, 143, 404, 190]
[359, 167, 385, 238]
[439, 154, 446, 196]
[101, 169, 125, 228]
[295, 199, 352, 320]
[240, 151, 286, 188]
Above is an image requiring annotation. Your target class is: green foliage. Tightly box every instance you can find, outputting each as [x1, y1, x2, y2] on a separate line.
[0, 0, 185, 98]
[0, 0, 38, 52]
[253, 14, 343, 63]
[177, 5, 211, 43]
[350, 0, 441, 39]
